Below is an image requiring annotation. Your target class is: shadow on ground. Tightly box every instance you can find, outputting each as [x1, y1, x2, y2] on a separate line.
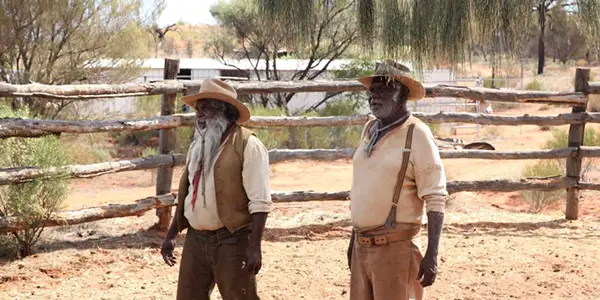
[7, 217, 593, 260]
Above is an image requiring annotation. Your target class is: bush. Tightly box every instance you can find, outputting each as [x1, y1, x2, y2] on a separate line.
[520, 160, 564, 213]
[61, 133, 113, 164]
[0, 105, 71, 258]
[249, 99, 365, 150]
[544, 127, 600, 180]
[483, 76, 506, 89]
[525, 78, 543, 91]
[519, 127, 600, 213]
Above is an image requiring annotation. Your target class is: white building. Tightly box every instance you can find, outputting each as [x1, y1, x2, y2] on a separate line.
[84, 58, 459, 117]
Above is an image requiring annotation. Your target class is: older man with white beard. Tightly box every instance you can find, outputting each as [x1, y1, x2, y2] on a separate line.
[160, 78, 272, 300]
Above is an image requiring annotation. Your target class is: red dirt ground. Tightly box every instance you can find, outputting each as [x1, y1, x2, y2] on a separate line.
[1, 105, 600, 299]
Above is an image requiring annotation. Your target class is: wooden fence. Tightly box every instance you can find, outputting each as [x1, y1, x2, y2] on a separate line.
[1, 59, 600, 233]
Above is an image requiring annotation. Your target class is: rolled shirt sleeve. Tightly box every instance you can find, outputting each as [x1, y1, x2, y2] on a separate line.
[242, 135, 273, 214]
[412, 123, 449, 213]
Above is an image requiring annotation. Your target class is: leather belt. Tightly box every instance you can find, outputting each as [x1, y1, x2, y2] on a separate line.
[355, 225, 420, 247]
[189, 225, 250, 245]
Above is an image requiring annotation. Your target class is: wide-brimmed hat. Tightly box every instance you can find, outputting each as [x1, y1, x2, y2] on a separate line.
[180, 78, 251, 124]
[357, 60, 425, 100]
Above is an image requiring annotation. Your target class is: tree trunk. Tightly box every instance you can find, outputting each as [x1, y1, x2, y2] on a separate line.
[537, 3, 546, 75]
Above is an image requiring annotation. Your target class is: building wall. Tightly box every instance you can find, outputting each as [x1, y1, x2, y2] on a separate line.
[84, 62, 460, 117]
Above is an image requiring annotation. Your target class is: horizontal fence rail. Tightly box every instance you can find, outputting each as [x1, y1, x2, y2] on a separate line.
[5, 176, 600, 232]
[1, 66, 597, 229]
[1, 80, 598, 104]
[4, 146, 600, 185]
[6, 112, 600, 138]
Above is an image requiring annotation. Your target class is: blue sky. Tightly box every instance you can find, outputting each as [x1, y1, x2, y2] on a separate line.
[157, 0, 227, 26]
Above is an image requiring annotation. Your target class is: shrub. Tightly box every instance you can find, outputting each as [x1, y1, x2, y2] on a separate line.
[483, 76, 506, 89]
[61, 133, 113, 164]
[248, 99, 365, 150]
[141, 147, 159, 157]
[520, 127, 600, 213]
[0, 105, 71, 258]
[525, 78, 543, 91]
[544, 127, 600, 180]
[520, 160, 564, 213]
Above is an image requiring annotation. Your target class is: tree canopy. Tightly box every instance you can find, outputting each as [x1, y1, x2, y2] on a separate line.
[0, 0, 164, 117]
[256, 0, 600, 72]
[206, 0, 358, 109]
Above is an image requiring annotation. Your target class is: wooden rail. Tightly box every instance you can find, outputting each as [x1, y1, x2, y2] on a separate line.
[5, 146, 600, 185]
[0, 80, 595, 105]
[2, 177, 595, 232]
[6, 112, 600, 138]
[1, 62, 597, 230]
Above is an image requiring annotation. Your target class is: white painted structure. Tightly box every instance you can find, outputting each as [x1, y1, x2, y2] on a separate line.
[84, 58, 460, 117]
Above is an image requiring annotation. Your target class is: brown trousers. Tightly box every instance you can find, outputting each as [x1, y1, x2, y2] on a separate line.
[350, 226, 424, 300]
[176, 227, 259, 300]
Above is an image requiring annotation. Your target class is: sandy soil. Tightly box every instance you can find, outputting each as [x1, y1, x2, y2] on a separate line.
[1, 104, 600, 299]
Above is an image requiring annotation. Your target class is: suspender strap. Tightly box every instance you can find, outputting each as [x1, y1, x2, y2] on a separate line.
[384, 123, 416, 229]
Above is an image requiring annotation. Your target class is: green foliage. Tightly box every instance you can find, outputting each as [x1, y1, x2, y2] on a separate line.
[0, 105, 71, 258]
[60, 133, 113, 164]
[141, 147, 159, 157]
[176, 127, 195, 154]
[483, 77, 506, 89]
[520, 126, 600, 213]
[134, 95, 163, 118]
[207, 0, 357, 110]
[332, 56, 376, 79]
[250, 99, 364, 150]
[256, 1, 600, 74]
[525, 78, 543, 91]
[543, 127, 600, 150]
[520, 160, 565, 213]
[0, 0, 163, 118]
[426, 123, 440, 136]
[0, 233, 19, 260]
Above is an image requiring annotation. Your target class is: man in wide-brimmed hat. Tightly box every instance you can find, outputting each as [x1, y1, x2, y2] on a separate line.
[348, 61, 448, 300]
[160, 78, 271, 300]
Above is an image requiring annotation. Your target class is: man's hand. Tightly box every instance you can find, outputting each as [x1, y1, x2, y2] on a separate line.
[419, 210, 444, 287]
[417, 253, 437, 287]
[160, 212, 179, 267]
[161, 238, 177, 267]
[244, 212, 268, 275]
[243, 243, 262, 274]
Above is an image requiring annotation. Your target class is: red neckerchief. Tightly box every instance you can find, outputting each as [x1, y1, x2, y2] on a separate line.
[190, 123, 236, 211]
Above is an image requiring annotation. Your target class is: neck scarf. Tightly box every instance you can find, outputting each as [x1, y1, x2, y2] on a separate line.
[364, 113, 411, 157]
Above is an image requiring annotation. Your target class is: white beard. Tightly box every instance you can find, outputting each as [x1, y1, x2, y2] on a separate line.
[195, 111, 230, 173]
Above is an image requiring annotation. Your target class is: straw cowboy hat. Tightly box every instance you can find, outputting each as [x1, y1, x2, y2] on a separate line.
[357, 60, 426, 101]
[180, 78, 251, 124]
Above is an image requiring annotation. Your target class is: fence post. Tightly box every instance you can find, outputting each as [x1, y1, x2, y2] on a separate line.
[155, 58, 180, 231]
[565, 67, 590, 220]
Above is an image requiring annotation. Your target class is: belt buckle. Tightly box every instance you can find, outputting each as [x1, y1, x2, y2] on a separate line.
[208, 234, 220, 244]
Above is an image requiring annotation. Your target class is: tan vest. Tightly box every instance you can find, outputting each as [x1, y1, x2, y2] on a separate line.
[176, 124, 255, 233]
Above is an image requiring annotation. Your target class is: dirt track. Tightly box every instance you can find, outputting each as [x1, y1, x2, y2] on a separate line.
[2, 105, 600, 299]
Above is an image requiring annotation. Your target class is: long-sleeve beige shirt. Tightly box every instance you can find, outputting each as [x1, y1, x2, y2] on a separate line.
[178, 131, 272, 231]
[350, 115, 448, 229]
